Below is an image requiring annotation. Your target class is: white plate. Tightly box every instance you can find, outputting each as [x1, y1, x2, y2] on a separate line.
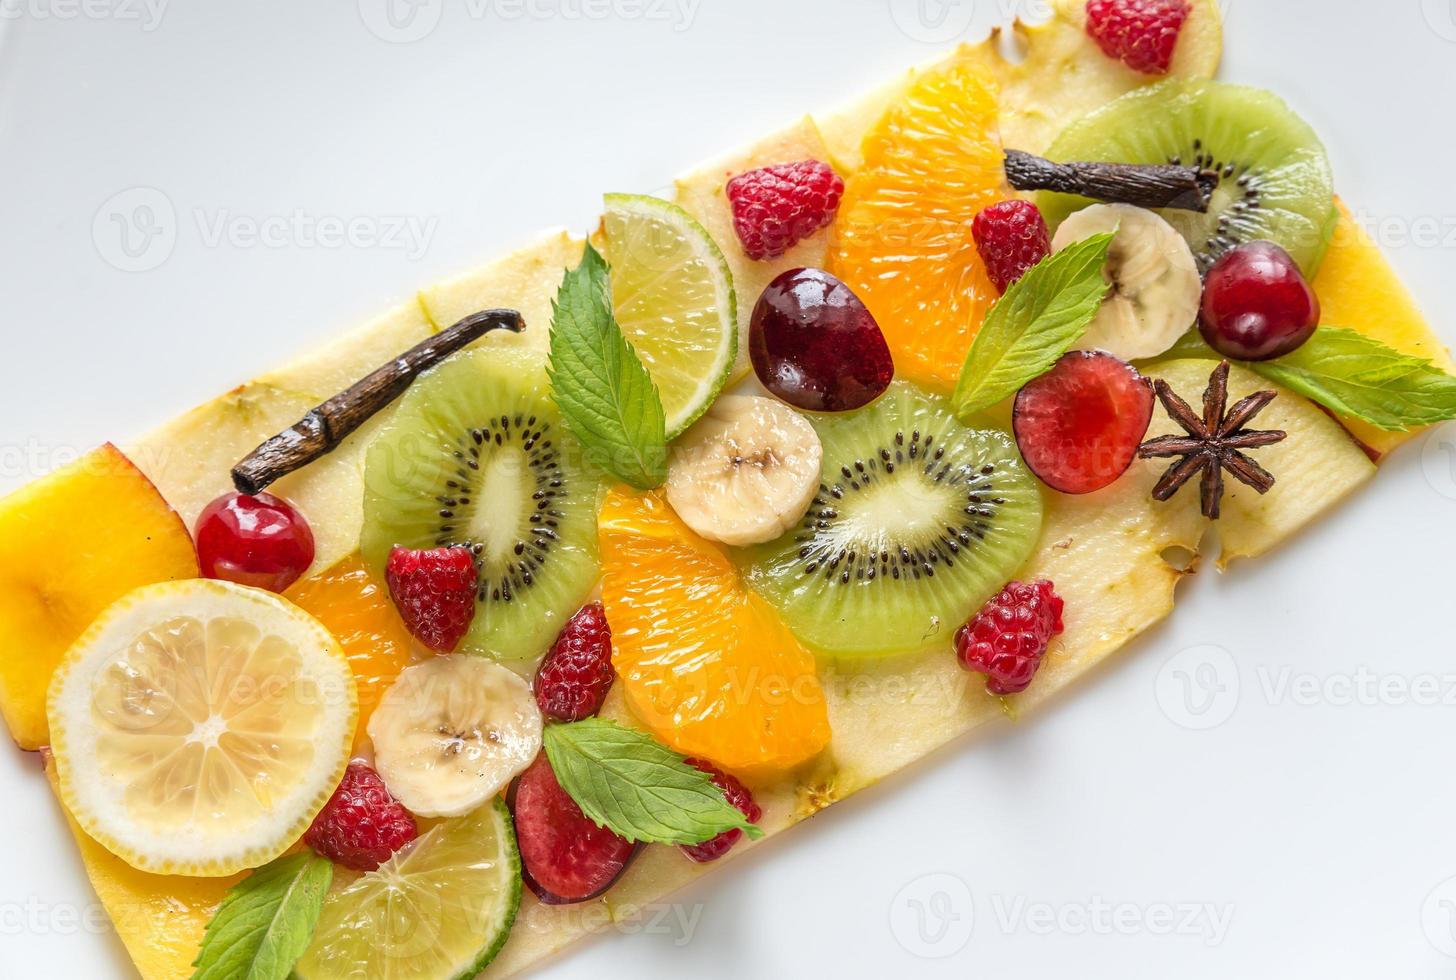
[1, 2, 1454, 976]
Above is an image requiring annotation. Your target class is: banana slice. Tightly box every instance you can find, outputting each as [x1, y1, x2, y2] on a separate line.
[1052, 203, 1202, 362]
[666, 395, 823, 547]
[367, 656, 542, 818]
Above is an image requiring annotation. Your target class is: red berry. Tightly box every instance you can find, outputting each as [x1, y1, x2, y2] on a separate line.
[749, 267, 894, 413]
[1199, 241, 1321, 361]
[678, 759, 761, 864]
[726, 160, 845, 261]
[534, 603, 615, 722]
[972, 200, 1052, 294]
[1085, 0, 1191, 75]
[194, 491, 315, 593]
[1012, 350, 1155, 495]
[510, 754, 639, 905]
[956, 581, 1065, 696]
[385, 546, 478, 652]
[304, 762, 418, 872]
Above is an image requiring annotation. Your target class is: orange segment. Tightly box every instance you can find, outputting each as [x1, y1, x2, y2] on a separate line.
[598, 488, 830, 773]
[0, 443, 199, 750]
[1313, 199, 1455, 456]
[830, 55, 1006, 390]
[288, 555, 415, 743]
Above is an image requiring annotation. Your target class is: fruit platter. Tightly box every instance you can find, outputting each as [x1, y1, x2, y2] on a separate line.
[3, 1, 1454, 977]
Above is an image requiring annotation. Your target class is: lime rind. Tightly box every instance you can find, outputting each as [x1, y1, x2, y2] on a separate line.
[602, 193, 738, 439]
[294, 798, 522, 980]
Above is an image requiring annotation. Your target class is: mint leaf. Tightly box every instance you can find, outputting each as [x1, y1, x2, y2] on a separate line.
[548, 243, 668, 489]
[542, 719, 764, 845]
[952, 232, 1115, 419]
[191, 852, 332, 980]
[1248, 327, 1456, 431]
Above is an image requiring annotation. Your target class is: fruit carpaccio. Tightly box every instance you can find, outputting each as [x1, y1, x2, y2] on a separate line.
[194, 490, 316, 593]
[598, 488, 831, 773]
[749, 267, 894, 413]
[7, 3, 1455, 977]
[511, 754, 638, 905]
[1013, 350, 1156, 495]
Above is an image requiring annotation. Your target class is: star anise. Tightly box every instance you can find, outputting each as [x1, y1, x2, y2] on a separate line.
[1137, 361, 1287, 520]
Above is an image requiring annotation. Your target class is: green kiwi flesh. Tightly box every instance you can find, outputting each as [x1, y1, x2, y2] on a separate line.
[744, 382, 1043, 659]
[361, 347, 603, 660]
[1039, 79, 1337, 276]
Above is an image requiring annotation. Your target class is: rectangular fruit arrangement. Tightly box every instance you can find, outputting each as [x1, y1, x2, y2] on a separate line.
[5, 2, 1454, 978]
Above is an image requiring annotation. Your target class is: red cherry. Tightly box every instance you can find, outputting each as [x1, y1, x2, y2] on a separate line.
[1012, 350, 1155, 495]
[749, 267, 894, 412]
[194, 491, 315, 593]
[1199, 241, 1320, 361]
[509, 754, 639, 905]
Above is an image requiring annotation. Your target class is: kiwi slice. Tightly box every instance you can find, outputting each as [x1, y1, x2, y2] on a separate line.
[1039, 79, 1337, 276]
[744, 382, 1043, 660]
[361, 347, 603, 661]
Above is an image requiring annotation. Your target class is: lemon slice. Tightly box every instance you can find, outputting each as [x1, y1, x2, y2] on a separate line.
[47, 579, 357, 877]
[293, 799, 521, 980]
[602, 193, 738, 438]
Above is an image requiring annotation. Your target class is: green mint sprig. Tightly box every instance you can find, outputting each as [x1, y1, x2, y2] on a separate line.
[191, 852, 332, 980]
[1153, 327, 1456, 431]
[952, 232, 1115, 419]
[548, 243, 668, 489]
[542, 718, 764, 846]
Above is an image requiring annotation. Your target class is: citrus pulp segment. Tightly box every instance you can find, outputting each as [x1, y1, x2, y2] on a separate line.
[47, 579, 357, 877]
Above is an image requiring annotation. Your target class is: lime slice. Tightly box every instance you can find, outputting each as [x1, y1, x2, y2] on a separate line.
[602, 193, 738, 438]
[294, 799, 522, 980]
[47, 580, 357, 877]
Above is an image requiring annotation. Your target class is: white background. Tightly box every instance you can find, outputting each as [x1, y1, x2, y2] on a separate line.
[2, 1, 1456, 976]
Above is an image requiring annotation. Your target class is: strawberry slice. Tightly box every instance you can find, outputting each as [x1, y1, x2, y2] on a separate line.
[1012, 350, 1155, 495]
[509, 755, 639, 905]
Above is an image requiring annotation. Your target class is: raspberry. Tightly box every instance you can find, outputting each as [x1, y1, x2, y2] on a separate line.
[971, 200, 1052, 294]
[385, 546, 477, 652]
[1085, 0, 1191, 75]
[678, 759, 762, 864]
[304, 762, 418, 872]
[533, 603, 615, 722]
[955, 581, 1065, 696]
[726, 159, 844, 261]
